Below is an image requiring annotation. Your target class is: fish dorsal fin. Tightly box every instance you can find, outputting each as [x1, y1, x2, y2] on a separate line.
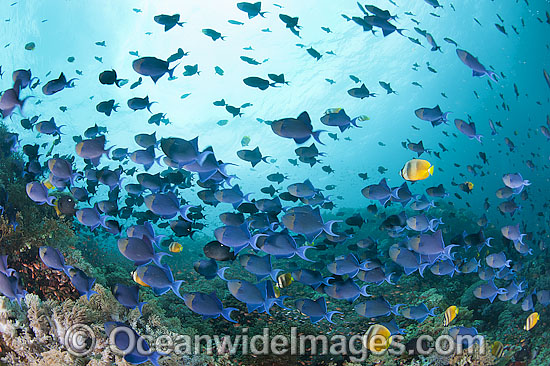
[232, 184, 242, 194]
[189, 136, 199, 152]
[347, 253, 358, 265]
[297, 111, 311, 125]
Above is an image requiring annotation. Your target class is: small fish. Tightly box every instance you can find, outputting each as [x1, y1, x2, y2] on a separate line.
[240, 56, 262, 65]
[349, 75, 361, 83]
[202, 28, 225, 41]
[169, 242, 183, 253]
[24, 42, 35, 50]
[130, 77, 143, 89]
[400, 159, 434, 181]
[307, 47, 322, 60]
[495, 23, 507, 35]
[364, 324, 392, 352]
[524, 312, 539, 330]
[276, 273, 293, 289]
[491, 341, 504, 358]
[408, 37, 423, 46]
[443, 305, 458, 326]
[444, 37, 458, 47]
[241, 136, 251, 147]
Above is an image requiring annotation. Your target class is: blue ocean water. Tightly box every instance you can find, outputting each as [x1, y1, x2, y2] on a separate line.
[0, 0, 549, 364]
[3, 0, 548, 217]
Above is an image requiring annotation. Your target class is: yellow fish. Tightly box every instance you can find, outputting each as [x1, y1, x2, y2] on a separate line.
[325, 108, 342, 114]
[491, 341, 504, 358]
[400, 159, 434, 181]
[132, 271, 150, 287]
[443, 305, 459, 326]
[363, 324, 392, 352]
[524, 312, 539, 331]
[169, 242, 183, 253]
[276, 273, 293, 289]
[273, 286, 281, 298]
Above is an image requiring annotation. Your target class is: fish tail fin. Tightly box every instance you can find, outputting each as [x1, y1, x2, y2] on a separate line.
[386, 272, 395, 285]
[429, 306, 439, 317]
[325, 311, 342, 324]
[443, 244, 457, 260]
[263, 298, 277, 315]
[67, 78, 78, 88]
[62, 265, 74, 278]
[312, 130, 325, 145]
[323, 220, 340, 236]
[419, 263, 429, 278]
[217, 267, 229, 281]
[474, 134, 483, 143]
[270, 269, 282, 282]
[104, 145, 114, 160]
[179, 205, 193, 222]
[196, 150, 213, 166]
[397, 29, 406, 36]
[487, 71, 498, 82]
[359, 285, 370, 298]
[46, 195, 56, 206]
[147, 352, 161, 366]
[168, 63, 179, 79]
[222, 307, 238, 323]
[153, 252, 171, 268]
[428, 165, 434, 176]
[86, 289, 98, 301]
[137, 301, 147, 315]
[296, 246, 313, 262]
[172, 280, 185, 300]
[19, 95, 34, 113]
[99, 214, 109, 229]
[322, 276, 334, 286]
[249, 234, 266, 251]
[391, 303, 403, 315]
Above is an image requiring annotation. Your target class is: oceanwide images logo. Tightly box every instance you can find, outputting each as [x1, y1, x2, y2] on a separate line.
[66, 324, 486, 362]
